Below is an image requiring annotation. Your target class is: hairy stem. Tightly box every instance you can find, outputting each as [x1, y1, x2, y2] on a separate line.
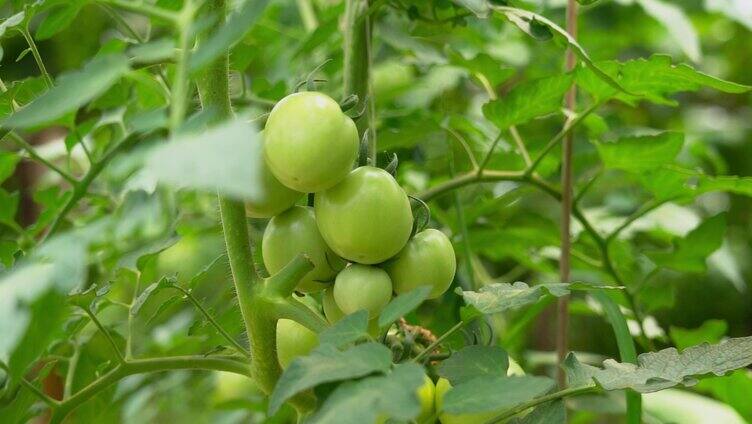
[343, 0, 376, 162]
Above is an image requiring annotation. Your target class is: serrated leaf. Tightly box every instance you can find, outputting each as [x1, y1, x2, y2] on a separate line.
[563, 336, 752, 393]
[637, 0, 701, 62]
[492, 6, 628, 95]
[577, 54, 750, 105]
[189, 0, 271, 71]
[308, 364, 425, 424]
[595, 132, 684, 171]
[130, 276, 177, 316]
[269, 343, 392, 414]
[377, 286, 431, 328]
[648, 213, 726, 273]
[319, 310, 369, 348]
[143, 119, 268, 201]
[145, 293, 183, 326]
[670, 320, 727, 350]
[443, 376, 555, 414]
[460, 281, 620, 314]
[3, 54, 130, 129]
[437, 345, 509, 385]
[482, 74, 573, 129]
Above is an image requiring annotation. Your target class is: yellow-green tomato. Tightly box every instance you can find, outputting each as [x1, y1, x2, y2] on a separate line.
[212, 371, 259, 404]
[245, 132, 302, 218]
[315, 167, 413, 264]
[264, 91, 358, 193]
[373, 60, 415, 102]
[385, 229, 456, 299]
[276, 319, 319, 369]
[262, 206, 346, 293]
[435, 378, 498, 424]
[333, 264, 393, 319]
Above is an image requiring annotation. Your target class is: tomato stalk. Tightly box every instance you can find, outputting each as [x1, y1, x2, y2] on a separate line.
[343, 0, 376, 162]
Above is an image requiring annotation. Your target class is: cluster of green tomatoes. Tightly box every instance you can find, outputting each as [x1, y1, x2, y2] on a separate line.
[246, 90, 456, 366]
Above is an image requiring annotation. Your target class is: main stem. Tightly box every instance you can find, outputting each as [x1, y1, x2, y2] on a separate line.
[343, 0, 376, 162]
[556, 0, 578, 390]
[194, 0, 281, 395]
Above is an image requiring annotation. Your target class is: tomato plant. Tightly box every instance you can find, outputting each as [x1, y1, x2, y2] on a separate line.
[0, 0, 751, 424]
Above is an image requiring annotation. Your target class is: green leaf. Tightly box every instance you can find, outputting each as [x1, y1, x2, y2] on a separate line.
[446, 47, 515, 88]
[3, 54, 130, 129]
[437, 345, 509, 384]
[595, 132, 684, 171]
[670, 320, 728, 350]
[460, 281, 620, 314]
[636, 0, 700, 62]
[563, 335, 752, 393]
[451, 0, 491, 18]
[269, 342, 392, 414]
[0, 188, 19, 226]
[577, 54, 750, 105]
[189, 0, 271, 72]
[128, 38, 175, 64]
[482, 74, 573, 129]
[319, 310, 370, 348]
[511, 399, 565, 424]
[143, 119, 269, 200]
[0, 11, 24, 38]
[648, 213, 726, 273]
[491, 6, 628, 95]
[443, 376, 555, 414]
[377, 285, 431, 328]
[308, 364, 425, 424]
[130, 276, 177, 316]
[35, 0, 87, 40]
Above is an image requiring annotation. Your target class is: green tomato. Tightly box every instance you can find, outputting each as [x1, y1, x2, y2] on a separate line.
[276, 319, 319, 369]
[435, 378, 498, 424]
[212, 371, 259, 404]
[385, 229, 456, 299]
[315, 166, 413, 264]
[262, 206, 346, 293]
[264, 91, 359, 193]
[373, 60, 415, 102]
[333, 264, 393, 319]
[245, 132, 302, 218]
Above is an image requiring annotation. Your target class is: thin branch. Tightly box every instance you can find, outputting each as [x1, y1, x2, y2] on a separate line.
[444, 126, 479, 170]
[413, 320, 467, 362]
[485, 384, 598, 423]
[606, 198, 673, 243]
[19, 377, 60, 408]
[525, 101, 602, 177]
[477, 132, 503, 175]
[83, 308, 125, 363]
[173, 285, 252, 358]
[4, 132, 78, 185]
[43, 133, 139, 240]
[509, 126, 531, 166]
[19, 27, 53, 88]
[449, 150, 476, 290]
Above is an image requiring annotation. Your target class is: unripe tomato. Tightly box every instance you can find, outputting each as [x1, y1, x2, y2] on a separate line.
[245, 132, 302, 218]
[373, 60, 415, 102]
[212, 371, 260, 404]
[333, 264, 393, 319]
[262, 206, 346, 293]
[276, 319, 319, 369]
[385, 229, 456, 299]
[264, 91, 359, 193]
[315, 167, 413, 264]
